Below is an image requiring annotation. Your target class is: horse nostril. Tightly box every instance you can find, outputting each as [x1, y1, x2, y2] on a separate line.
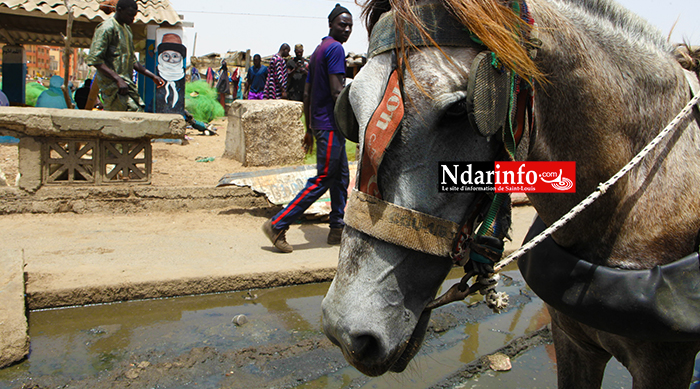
[323, 314, 382, 360]
[350, 333, 380, 360]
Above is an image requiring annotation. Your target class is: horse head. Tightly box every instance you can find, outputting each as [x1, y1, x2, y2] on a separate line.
[325, 0, 700, 383]
[321, 0, 539, 376]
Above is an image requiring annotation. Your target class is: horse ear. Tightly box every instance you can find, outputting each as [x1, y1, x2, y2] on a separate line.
[335, 83, 360, 143]
[466, 51, 511, 138]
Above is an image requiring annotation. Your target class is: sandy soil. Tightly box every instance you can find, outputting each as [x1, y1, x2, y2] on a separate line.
[149, 117, 250, 188]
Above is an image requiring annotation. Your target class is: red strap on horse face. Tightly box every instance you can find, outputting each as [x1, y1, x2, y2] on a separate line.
[359, 69, 404, 199]
[513, 85, 531, 146]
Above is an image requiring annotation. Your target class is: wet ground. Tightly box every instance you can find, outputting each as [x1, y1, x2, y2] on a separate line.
[0, 264, 632, 389]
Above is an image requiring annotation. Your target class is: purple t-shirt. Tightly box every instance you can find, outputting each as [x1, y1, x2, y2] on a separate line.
[307, 36, 346, 131]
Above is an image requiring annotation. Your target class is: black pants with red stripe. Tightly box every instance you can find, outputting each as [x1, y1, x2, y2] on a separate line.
[271, 128, 349, 230]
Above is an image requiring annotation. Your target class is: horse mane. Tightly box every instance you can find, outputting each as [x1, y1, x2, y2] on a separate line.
[358, 0, 544, 84]
[575, 0, 669, 43]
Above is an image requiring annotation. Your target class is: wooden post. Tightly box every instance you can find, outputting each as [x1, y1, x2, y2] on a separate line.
[84, 80, 100, 110]
[192, 32, 197, 58]
[61, 0, 75, 109]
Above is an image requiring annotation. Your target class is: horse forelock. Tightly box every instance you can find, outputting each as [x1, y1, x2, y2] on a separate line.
[676, 43, 700, 75]
[359, 0, 544, 84]
[359, 0, 391, 33]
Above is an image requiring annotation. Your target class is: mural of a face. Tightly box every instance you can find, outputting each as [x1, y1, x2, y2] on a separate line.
[158, 50, 184, 108]
[156, 33, 186, 109]
[159, 50, 183, 65]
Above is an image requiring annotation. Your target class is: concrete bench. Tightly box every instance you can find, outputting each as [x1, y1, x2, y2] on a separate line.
[0, 107, 186, 191]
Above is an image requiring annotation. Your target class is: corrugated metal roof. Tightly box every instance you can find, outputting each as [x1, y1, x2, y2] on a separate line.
[0, 12, 99, 46]
[0, 0, 182, 25]
[0, 0, 185, 47]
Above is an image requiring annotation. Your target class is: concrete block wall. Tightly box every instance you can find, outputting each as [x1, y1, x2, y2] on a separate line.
[224, 100, 305, 167]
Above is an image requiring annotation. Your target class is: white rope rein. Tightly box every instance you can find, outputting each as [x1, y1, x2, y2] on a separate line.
[494, 91, 700, 272]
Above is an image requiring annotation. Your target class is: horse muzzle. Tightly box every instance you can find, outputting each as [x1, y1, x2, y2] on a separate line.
[321, 227, 452, 376]
[322, 296, 433, 376]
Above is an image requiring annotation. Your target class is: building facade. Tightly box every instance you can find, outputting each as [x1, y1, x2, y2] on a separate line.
[0, 44, 89, 82]
[25, 45, 51, 79]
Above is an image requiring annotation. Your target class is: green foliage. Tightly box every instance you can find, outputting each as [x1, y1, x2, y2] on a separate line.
[185, 80, 225, 123]
[301, 115, 358, 164]
[26, 82, 47, 107]
[303, 139, 357, 165]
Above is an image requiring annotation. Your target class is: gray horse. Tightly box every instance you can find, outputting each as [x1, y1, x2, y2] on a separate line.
[322, 0, 700, 387]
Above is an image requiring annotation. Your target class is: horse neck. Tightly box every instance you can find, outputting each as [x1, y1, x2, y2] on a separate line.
[525, 0, 700, 266]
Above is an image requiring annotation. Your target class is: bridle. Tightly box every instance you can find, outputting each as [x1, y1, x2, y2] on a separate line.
[334, 1, 537, 311]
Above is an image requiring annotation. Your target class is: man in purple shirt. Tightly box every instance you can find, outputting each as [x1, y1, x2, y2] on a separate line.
[262, 3, 353, 253]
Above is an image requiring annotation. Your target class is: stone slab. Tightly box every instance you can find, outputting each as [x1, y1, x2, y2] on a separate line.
[0, 185, 270, 214]
[0, 249, 29, 368]
[218, 162, 357, 204]
[224, 100, 305, 167]
[218, 162, 357, 215]
[0, 107, 186, 139]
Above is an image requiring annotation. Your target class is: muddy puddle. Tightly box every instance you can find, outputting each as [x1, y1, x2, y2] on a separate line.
[0, 264, 632, 389]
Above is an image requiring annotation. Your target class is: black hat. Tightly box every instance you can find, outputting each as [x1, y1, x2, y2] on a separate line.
[158, 33, 186, 59]
[158, 42, 186, 59]
[328, 3, 351, 23]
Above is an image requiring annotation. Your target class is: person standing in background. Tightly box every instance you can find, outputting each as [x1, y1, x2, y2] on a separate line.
[286, 44, 308, 102]
[0, 90, 9, 106]
[246, 54, 268, 100]
[263, 44, 290, 99]
[36, 76, 75, 109]
[216, 59, 229, 108]
[73, 79, 92, 109]
[231, 68, 240, 100]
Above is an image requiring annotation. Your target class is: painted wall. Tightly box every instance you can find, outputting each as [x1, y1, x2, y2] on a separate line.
[2, 45, 26, 104]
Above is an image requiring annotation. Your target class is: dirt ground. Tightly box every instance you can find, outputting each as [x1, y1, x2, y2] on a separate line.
[0, 118, 561, 389]
[149, 117, 257, 188]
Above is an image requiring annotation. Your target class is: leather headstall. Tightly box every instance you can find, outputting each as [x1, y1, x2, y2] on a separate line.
[336, 2, 536, 268]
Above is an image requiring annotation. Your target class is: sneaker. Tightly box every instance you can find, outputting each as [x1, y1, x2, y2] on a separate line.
[327, 226, 344, 245]
[262, 219, 293, 253]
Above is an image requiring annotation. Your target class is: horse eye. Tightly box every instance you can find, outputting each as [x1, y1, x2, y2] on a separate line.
[442, 100, 468, 122]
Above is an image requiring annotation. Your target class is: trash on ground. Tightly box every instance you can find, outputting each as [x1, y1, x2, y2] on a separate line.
[232, 314, 248, 326]
[487, 352, 512, 371]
